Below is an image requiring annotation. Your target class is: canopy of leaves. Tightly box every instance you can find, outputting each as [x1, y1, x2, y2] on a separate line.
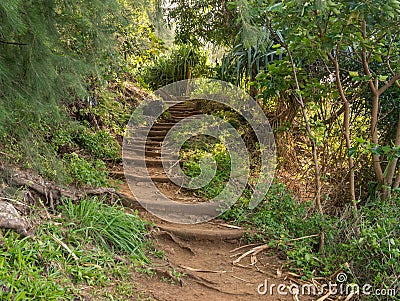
[0, 0, 160, 180]
[165, 0, 239, 46]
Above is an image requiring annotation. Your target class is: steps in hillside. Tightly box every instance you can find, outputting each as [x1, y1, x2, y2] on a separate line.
[118, 99, 206, 208]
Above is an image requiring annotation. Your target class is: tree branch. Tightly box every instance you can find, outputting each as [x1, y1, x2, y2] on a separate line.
[378, 73, 400, 95]
[0, 40, 28, 46]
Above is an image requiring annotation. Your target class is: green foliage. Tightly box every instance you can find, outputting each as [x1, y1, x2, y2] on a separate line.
[329, 197, 400, 298]
[88, 83, 140, 137]
[222, 183, 328, 277]
[0, 199, 149, 300]
[165, 0, 238, 46]
[219, 39, 279, 88]
[140, 44, 212, 90]
[0, 0, 159, 184]
[223, 183, 400, 292]
[74, 129, 120, 160]
[179, 136, 231, 199]
[52, 124, 120, 160]
[62, 197, 149, 261]
[63, 153, 110, 187]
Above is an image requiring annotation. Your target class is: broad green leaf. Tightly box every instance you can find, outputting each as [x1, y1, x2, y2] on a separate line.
[348, 146, 358, 157]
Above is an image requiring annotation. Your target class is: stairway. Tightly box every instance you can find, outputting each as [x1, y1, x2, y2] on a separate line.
[119, 97, 223, 223]
[121, 97, 201, 185]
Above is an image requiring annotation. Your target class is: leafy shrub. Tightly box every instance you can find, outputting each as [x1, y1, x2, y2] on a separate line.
[328, 198, 400, 300]
[74, 128, 120, 160]
[52, 125, 120, 161]
[222, 182, 327, 277]
[180, 136, 231, 199]
[63, 153, 109, 187]
[140, 44, 212, 90]
[223, 183, 400, 298]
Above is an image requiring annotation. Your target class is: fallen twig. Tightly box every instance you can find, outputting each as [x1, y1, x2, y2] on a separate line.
[233, 244, 270, 264]
[289, 234, 320, 241]
[316, 292, 332, 301]
[48, 232, 79, 261]
[231, 275, 253, 283]
[38, 197, 51, 219]
[209, 221, 241, 229]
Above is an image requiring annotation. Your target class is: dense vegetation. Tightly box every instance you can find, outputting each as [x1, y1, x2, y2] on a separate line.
[0, 0, 399, 300]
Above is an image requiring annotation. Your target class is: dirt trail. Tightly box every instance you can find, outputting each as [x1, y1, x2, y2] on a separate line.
[115, 98, 314, 301]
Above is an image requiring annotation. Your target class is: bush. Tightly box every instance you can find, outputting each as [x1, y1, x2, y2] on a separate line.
[0, 198, 149, 300]
[63, 153, 110, 187]
[222, 183, 400, 299]
[329, 198, 400, 300]
[140, 44, 212, 90]
[179, 136, 231, 199]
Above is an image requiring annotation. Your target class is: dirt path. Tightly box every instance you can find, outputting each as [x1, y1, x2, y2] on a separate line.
[114, 99, 314, 301]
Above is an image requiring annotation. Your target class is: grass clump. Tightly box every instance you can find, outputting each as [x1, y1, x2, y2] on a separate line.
[0, 198, 150, 300]
[62, 197, 149, 262]
[179, 136, 231, 199]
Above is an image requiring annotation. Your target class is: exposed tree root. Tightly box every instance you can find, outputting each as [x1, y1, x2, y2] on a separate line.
[1, 166, 139, 210]
[153, 230, 196, 255]
[151, 267, 184, 287]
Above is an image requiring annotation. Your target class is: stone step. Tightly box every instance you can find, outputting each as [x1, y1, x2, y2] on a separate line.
[150, 125, 174, 131]
[168, 112, 201, 118]
[124, 156, 175, 167]
[127, 148, 162, 157]
[154, 122, 178, 127]
[134, 129, 168, 137]
[124, 147, 176, 158]
[111, 171, 172, 183]
[167, 116, 187, 122]
[146, 135, 165, 142]
[167, 107, 200, 113]
[124, 139, 162, 147]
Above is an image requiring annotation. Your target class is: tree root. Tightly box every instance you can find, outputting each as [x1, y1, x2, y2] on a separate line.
[153, 230, 196, 255]
[1, 166, 139, 210]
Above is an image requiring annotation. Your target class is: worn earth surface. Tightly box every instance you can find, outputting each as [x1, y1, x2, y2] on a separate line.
[114, 98, 316, 301]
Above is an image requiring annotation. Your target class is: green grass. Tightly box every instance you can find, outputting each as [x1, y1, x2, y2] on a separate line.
[0, 198, 151, 300]
[61, 197, 149, 262]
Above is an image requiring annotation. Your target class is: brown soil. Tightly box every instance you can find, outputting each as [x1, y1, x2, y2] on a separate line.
[116, 98, 316, 301]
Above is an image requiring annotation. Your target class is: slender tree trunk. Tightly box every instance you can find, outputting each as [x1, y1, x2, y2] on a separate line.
[185, 68, 192, 96]
[327, 52, 357, 210]
[384, 110, 400, 198]
[361, 21, 385, 194]
[370, 90, 385, 185]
